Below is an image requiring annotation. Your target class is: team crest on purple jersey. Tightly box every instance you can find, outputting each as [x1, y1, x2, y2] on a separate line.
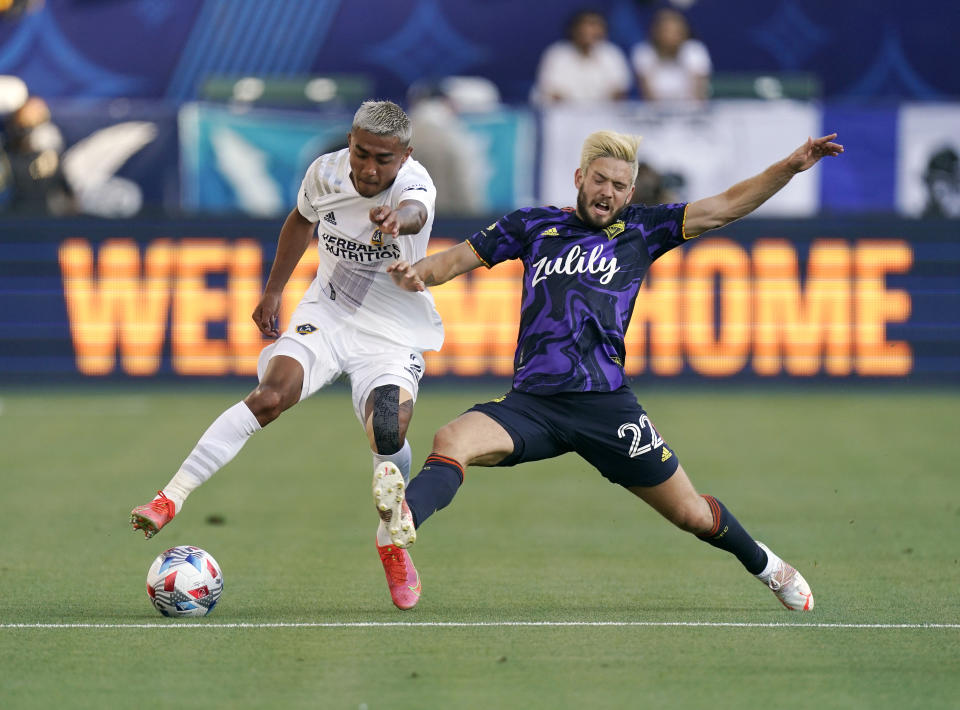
[603, 220, 626, 239]
[466, 203, 689, 394]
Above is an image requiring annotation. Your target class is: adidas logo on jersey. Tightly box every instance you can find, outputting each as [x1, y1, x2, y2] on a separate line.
[323, 211, 337, 225]
[661, 447, 673, 462]
[539, 227, 559, 237]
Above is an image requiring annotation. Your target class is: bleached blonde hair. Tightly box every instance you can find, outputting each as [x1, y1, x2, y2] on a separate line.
[579, 130, 642, 182]
[352, 100, 412, 145]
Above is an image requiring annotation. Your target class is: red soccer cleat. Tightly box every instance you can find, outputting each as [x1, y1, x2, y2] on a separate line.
[377, 542, 421, 611]
[130, 491, 176, 539]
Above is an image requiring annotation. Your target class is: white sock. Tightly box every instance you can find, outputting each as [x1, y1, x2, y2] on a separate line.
[161, 401, 261, 513]
[375, 440, 412, 546]
[755, 543, 782, 581]
[373, 439, 412, 483]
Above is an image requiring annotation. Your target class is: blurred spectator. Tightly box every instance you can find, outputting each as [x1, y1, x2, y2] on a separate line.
[922, 146, 960, 218]
[631, 161, 683, 205]
[532, 9, 631, 105]
[437, 76, 501, 114]
[0, 74, 28, 116]
[0, 75, 27, 208]
[631, 7, 711, 103]
[3, 95, 75, 215]
[407, 78, 492, 215]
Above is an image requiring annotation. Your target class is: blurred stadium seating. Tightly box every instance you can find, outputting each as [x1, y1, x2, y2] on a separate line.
[0, 0, 955, 219]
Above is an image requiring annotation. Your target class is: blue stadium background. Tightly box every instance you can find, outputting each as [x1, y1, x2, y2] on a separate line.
[0, 0, 954, 102]
[0, 0, 958, 383]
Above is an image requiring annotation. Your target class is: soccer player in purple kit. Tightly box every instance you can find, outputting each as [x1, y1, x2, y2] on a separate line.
[379, 129, 842, 611]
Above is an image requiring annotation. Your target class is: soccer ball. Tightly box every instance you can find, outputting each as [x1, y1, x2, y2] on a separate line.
[146, 546, 223, 618]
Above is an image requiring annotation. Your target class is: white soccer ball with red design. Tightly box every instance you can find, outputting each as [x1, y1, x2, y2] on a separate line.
[146, 546, 223, 617]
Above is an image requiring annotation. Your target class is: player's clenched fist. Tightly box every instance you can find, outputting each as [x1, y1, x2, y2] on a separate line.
[370, 205, 401, 237]
[387, 260, 425, 292]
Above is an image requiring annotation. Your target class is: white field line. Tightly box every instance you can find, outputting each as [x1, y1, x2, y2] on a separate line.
[2, 621, 959, 630]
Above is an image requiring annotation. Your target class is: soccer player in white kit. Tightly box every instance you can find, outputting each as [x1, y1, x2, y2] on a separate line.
[130, 101, 442, 611]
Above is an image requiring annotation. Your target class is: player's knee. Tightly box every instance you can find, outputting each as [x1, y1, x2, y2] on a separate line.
[431, 423, 463, 456]
[244, 385, 293, 425]
[671, 502, 713, 534]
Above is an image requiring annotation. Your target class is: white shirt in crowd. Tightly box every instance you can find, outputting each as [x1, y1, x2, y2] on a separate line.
[631, 39, 712, 102]
[296, 148, 444, 352]
[533, 40, 631, 104]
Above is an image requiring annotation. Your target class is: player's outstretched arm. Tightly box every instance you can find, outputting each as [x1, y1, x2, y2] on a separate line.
[388, 241, 483, 292]
[370, 200, 428, 238]
[252, 208, 315, 338]
[684, 133, 843, 238]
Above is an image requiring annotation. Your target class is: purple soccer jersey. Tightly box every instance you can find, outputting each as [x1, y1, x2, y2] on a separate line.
[466, 202, 690, 394]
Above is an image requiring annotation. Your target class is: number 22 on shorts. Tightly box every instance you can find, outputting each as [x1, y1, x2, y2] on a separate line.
[617, 414, 664, 458]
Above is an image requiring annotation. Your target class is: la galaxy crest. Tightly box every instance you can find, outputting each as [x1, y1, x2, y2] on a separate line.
[296, 323, 317, 335]
[603, 220, 625, 240]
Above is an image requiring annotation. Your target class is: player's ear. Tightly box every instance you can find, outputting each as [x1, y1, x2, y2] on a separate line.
[401, 145, 413, 163]
[574, 167, 584, 189]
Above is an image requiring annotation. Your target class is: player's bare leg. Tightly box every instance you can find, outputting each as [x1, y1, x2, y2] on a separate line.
[366, 385, 421, 609]
[430, 412, 517, 467]
[243, 355, 305, 426]
[130, 356, 303, 539]
[628, 464, 713, 533]
[629, 465, 813, 610]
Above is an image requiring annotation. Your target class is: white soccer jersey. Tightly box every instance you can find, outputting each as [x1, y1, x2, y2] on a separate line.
[296, 148, 443, 352]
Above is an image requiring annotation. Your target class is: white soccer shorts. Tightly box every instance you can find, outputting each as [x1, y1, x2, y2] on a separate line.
[256, 299, 426, 424]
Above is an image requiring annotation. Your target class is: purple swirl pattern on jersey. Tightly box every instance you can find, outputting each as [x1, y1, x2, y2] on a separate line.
[466, 203, 689, 394]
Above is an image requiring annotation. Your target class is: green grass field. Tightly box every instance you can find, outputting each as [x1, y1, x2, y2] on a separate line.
[1, 382, 958, 709]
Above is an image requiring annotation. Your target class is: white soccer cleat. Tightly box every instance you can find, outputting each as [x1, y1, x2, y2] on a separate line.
[373, 462, 416, 548]
[756, 542, 814, 611]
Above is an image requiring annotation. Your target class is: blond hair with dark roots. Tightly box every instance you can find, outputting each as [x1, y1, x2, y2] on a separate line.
[352, 100, 413, 146]
[579, 130, 642, 181]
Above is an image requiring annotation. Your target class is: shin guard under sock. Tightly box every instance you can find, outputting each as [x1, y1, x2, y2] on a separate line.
[162, 401, 261, 512]
[405, 454, 464, 528]
[697, 495, 767, 574]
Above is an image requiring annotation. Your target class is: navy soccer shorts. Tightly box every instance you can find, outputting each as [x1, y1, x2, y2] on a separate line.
[467, 386, 680, 488]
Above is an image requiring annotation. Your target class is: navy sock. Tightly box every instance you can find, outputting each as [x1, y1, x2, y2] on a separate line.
[697, 495, 767, 575]
[405, 454, 464, 529]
